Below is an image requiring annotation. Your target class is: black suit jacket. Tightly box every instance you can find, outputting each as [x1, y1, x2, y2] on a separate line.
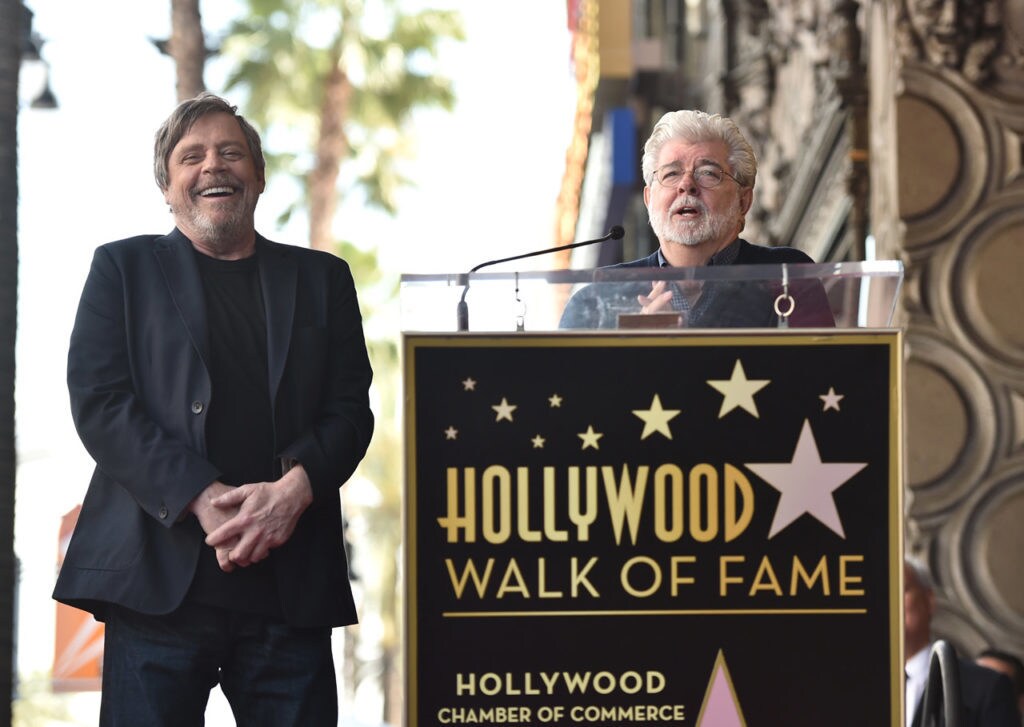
[912, 657, 1021, 727]
[53, 230, 374, 628]
[559, 240, 835, 329]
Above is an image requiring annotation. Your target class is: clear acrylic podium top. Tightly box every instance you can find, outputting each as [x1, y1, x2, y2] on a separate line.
[400, 260, 904, 333]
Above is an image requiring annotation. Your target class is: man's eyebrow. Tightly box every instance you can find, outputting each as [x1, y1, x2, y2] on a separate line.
[175, 142, 204, 155]
[174, 141, 246, 156]
[659, 158, 725, 169]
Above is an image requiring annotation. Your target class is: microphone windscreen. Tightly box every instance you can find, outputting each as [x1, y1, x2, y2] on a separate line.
[609, 225, 625, 240]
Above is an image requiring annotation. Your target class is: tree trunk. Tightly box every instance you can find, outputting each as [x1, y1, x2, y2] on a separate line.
[308, 61, 352, 252]
[0, 1, 21, 723]
[170, 0, 206, 102]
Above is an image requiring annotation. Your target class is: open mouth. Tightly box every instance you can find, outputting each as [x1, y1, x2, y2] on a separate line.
[673, 205, 701, 218]
[197, 186, 236, 199]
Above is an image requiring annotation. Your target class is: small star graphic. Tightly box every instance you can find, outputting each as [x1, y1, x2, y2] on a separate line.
[492, 397, 517, 422]
[444, 426, 458, 440]
[578, 425, 603, 450]
[820, 386, 844, 411]
[745, 419, 867, 538]
[531, 434, 546, 448]
[707, 359, 770, 418]
[632, 394, 681, 440]
[462, 377, 477, 391]
[548, 394, 563, 408]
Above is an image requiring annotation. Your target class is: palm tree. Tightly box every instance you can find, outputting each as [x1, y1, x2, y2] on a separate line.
[220, 0, 463, 249]
[0, 1, 22, 724]
[151, 0, 209, 101]
[220, 2, 463, 721]
[151, 0, 210, 102]
[169, 0, 208, 101]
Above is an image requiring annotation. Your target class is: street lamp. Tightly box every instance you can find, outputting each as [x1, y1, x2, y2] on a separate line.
[19, 3, 58, 110]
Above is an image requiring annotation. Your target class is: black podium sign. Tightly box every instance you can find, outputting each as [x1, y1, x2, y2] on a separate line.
[404, 331, 902, 727]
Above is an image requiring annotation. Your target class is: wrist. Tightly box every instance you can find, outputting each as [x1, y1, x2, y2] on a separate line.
[281, 463, 313, 506]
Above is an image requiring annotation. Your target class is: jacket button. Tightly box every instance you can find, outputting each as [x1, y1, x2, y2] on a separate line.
[159, 505, 169, 519]
[191, 400, 204, 414]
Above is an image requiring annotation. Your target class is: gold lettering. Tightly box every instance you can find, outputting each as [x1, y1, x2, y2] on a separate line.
[438, 467, 475, 543]
[515, 467, 541, 542]
[689, 464, 718, 542]
[621, 556, 661, 598]
[537, 557, 563, 598]
[567, 467, 598, 541]
[572, 557, 601, 597]
[719, 555, 744, 596]
[791, 555, 830, 595]
[455, 672, 475, 695]
[670, 555, 696, 596]
[445, 558, 494, 598]
[653, 464, 684, 542]
[496, 558, 530, 598]
[603, 465, 649, 545]
[840, 555, 865, 595]
[481, 466, 511, 544]
[749, 555, 783, 596]
[543, 468, 569, 541]
[723, 464, 754, 542]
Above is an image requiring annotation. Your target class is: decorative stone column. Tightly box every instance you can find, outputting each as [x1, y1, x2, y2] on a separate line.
[877, 0, 1024, 656]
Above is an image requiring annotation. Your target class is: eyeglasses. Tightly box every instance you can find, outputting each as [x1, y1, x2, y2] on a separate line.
[651, 163, 743, 190]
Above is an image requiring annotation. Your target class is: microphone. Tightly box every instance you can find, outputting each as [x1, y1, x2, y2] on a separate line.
[456, 225, 625, 331]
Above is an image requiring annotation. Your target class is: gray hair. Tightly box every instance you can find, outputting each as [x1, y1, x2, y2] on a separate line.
[905, 556, 934, 593]
[153, 92, 265, 191]
[641, 109, 757, 188]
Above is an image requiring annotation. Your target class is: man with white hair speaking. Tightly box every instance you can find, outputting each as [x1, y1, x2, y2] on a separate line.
[560, 109, 834, 329]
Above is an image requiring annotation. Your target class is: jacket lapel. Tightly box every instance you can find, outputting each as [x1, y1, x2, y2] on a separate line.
[153, 229, 211, 369]
[256, 236, 297, 405]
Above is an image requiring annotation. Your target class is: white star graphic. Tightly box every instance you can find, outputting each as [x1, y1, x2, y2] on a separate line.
[444, 426, 458, 440]
[462, 377, 477, 391]
[707, 360, 770, 418]
[745, 419, 867, 538]
[578, 425, 603, 450]
[548, 393, 563, 408]
[491, 397, 517, 422]
[531, 434, 546, 449]
[820, 386, 844, 411]
[632, 394, 681, 440]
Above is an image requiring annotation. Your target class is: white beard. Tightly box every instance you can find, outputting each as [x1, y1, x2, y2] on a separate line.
[649, 194, 740, 249]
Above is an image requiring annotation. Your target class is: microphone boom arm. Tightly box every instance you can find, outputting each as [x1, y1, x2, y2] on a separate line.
[456, 225, 624, 331]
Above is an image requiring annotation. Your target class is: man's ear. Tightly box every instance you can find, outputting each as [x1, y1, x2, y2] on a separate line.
[643, 185, 652, 209]
[739, 186, 753, 215]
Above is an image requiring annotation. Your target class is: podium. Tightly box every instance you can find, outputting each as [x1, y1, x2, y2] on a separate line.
[402, 261, 904, 726]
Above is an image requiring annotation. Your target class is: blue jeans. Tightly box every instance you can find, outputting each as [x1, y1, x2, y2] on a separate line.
[100, 602, 338, 727]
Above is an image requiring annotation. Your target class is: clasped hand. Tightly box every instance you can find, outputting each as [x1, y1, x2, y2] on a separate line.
[190, 466, 314, 573]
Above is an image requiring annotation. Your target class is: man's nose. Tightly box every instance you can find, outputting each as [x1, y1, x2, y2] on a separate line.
[675, 171, 700, 194]
[201, 151, 226, 172]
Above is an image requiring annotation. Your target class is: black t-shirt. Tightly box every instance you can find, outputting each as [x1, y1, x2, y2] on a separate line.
[187, 250, 281, 617]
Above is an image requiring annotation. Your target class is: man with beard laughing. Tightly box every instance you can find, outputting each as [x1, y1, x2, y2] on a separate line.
[54, 93, 374, 726]
[560, 110, 834, 329]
